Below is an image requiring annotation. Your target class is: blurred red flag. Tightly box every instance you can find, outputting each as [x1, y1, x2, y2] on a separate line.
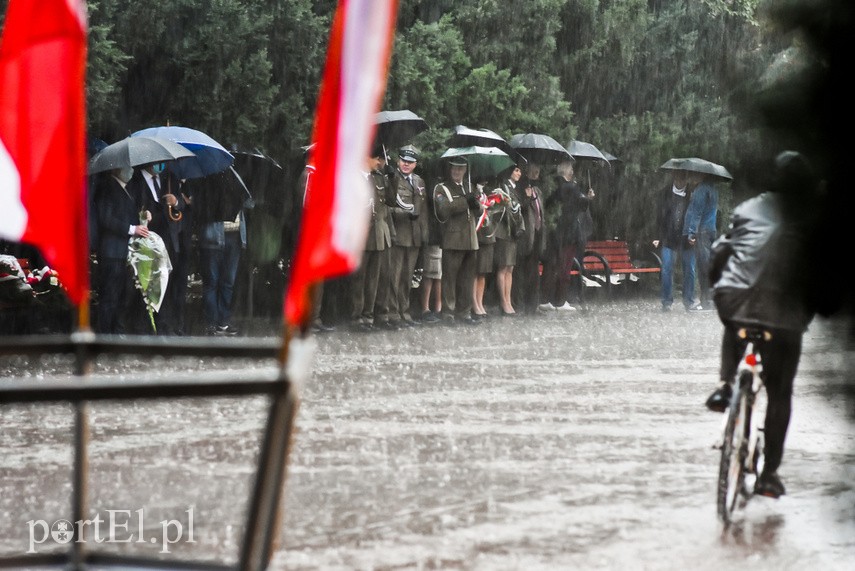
[0, 0, 89, 306]
[284, 0, 398, 327]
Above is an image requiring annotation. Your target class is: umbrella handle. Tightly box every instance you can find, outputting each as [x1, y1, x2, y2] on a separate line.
[166, 176, 183, 221]
[168, 204, 183, 222]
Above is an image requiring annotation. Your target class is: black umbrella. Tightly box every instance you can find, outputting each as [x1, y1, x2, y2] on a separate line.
[448, 125, 523, 164]
[88, 136, 195, 174]
[660, 157, 733, 182]
[565, 140, 609, 162]
[374, 110, 428, 151]
[233, 150, 284, 205]
[509, 133, 573, 165]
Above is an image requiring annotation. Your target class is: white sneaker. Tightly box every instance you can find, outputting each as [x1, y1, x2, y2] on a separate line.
[556, 302, 578, 311]
[583, 275, 603, 287]
[537, 302, 556, 311]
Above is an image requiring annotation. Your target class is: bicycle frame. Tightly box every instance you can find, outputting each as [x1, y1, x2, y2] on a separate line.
[717, 327, 769, 525]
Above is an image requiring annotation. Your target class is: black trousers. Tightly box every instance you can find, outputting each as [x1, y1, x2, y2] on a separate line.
[96, 256, 143, 334]
[512, 249, 542, 313]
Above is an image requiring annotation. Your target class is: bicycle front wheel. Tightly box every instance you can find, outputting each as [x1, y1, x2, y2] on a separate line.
[717, 380, 750, 524]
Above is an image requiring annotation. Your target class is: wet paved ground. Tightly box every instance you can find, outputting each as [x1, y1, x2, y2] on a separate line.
[1, 299, 854, 570]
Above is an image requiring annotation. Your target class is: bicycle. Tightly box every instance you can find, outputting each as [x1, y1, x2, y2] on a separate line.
[716, 327, 771, 525]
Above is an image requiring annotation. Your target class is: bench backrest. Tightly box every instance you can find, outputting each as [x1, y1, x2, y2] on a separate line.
[583, 240, 634, 272]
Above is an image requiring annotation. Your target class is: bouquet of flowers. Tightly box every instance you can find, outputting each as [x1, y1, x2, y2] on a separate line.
[127, 212, 172, 332]
[476, 189, 512, 232]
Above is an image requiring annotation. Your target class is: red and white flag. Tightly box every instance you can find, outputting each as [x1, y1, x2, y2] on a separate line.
[0, 0, 89, 305]
[284, 0, 398, 327]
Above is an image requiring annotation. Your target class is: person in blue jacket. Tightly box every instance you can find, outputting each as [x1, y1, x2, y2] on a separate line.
[684, 172, 718, 310]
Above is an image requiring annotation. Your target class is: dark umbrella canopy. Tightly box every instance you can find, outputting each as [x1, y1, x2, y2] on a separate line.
[132, 125, 234, 179]
[660, 157, 733, 182]
[233, 151, 284, 208]
[374, 110, 428, 150]
[88, 136, 195, 174]
[565, 140, 608, 161]
[448, 125, 524, 165]
[509, 133, 573, 165]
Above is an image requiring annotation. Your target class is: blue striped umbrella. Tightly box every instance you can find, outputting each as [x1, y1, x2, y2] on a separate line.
[131, 125, 234, 179]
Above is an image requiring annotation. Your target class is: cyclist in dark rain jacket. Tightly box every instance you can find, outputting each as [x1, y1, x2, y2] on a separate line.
[705, 151, 830, 499]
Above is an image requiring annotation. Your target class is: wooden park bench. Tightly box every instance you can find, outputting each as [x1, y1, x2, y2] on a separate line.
[570, 239, 662, 296]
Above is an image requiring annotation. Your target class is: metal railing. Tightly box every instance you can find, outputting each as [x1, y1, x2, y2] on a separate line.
[0, 332, 298, 571]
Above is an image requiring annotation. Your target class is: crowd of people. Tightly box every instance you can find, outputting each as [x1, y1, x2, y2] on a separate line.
[87, 164, 251, 336]
[4, 141, 722, 336]
[307, 144, 613, 333]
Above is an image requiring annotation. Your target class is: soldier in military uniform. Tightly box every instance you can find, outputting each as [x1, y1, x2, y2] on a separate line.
[350, 150, 394, 331]
[433, 157, 482, 325]
[387, 144, 428, 326]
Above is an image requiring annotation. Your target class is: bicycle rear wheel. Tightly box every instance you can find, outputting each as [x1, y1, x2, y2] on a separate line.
[717, 378, 750, 524]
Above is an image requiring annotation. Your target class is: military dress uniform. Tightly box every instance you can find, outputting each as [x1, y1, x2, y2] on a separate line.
[388, 167, 427, 325]
[433, 175, 480, 323]
[494, 178, 525, 268]
[350, 169, 393, 328]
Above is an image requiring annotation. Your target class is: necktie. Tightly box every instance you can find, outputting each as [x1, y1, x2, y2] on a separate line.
[152, 174, 161, 198]
[534, 190, 542, 230]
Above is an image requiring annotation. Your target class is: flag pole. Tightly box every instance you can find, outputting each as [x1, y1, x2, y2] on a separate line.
[263, 1, 399, 564]
[260, 280, 317, 567]
[277, 281, 318, 367]
[77, 291, 91, 332]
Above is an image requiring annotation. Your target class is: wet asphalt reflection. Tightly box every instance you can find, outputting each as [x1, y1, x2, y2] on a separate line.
[1, 299, 853, 570]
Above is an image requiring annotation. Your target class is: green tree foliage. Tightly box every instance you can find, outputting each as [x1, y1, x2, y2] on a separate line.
[0, 0, 822, 243]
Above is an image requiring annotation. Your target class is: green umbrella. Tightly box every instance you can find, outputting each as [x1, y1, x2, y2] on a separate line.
[660, 157, 733, 182]
[440, 146, 515, 181]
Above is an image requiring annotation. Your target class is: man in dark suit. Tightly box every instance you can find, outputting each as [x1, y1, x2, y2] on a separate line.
[130, 164, 189, 334]
[543, 160, 595, 310]
[513, 162, 548, 314]
[92, 167, 149, 334]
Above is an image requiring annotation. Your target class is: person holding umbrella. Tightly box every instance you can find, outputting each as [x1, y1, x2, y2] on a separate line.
[433, 156, 482, 325]
[128, 163, 187, 334]
[652, 169, 695, 311]
[543, 160, 595, 310]
[187, 169, 249, 336]
[684, 171, 719, 311]
[513, 162, 548, 314]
